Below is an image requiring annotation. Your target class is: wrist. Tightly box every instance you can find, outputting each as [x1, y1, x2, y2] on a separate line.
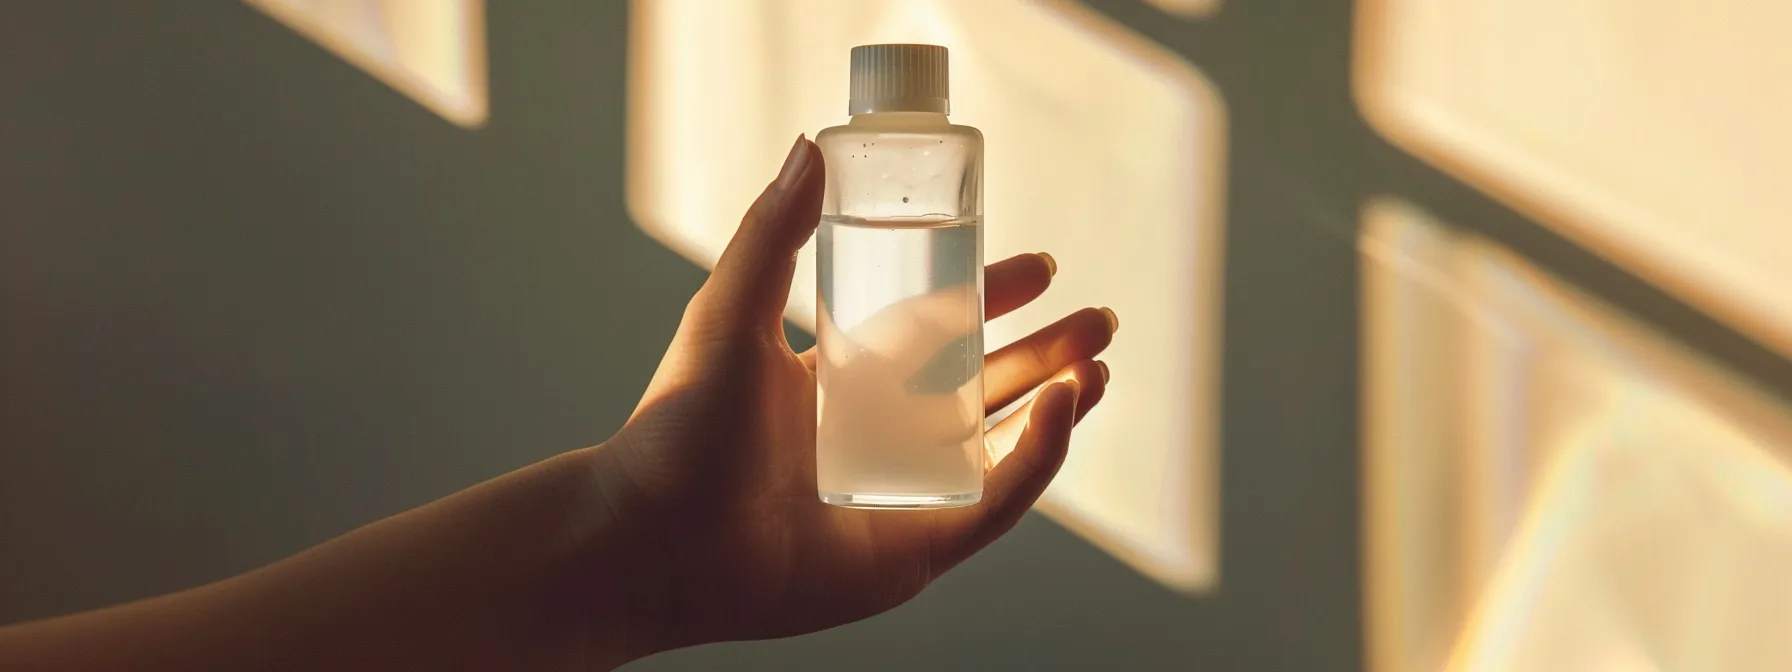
[557, 443, 680, 667]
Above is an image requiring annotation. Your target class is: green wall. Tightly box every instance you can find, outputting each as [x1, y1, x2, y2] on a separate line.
[13, 1, 1783, 669]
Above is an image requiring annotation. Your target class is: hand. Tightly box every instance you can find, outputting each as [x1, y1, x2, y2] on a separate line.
[595, 136, 1117, 653]
[0, 136, 1117, 672]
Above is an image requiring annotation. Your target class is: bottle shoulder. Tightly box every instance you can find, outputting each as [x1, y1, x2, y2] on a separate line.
[817, 120, 982, 147]
[817, 118, 982, 216]
[816, 123, 982, 171]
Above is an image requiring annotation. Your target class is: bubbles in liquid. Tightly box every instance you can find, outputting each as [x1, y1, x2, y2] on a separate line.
[816, 215, 985, 507]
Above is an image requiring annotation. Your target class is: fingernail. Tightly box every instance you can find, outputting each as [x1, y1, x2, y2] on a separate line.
[1100, 307, 1119, 333]
[775, 134, 813, 191]
[1039, 252, 1058, 276]
[1060, 377, 1083, 399]
[1097, 360, 1110, 382]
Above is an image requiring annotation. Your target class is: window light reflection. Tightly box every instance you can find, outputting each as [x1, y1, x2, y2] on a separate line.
[1361, 199, 1792, 672]
[1145, 0, 1221, 20]
[1355, 0, 1792, 357]
[244, 0, 488, 127]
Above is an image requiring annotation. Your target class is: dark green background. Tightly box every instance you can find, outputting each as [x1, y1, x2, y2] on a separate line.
[6, 1, 1787, 670]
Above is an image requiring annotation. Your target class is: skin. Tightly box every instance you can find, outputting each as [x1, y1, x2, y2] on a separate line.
[0, 136, 1117, 670]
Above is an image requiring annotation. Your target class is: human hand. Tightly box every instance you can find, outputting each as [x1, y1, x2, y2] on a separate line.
[593, 136, 1116, 655]
[0, 135, 1116, 672]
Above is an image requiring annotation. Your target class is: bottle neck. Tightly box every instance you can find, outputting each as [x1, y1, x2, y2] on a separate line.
[847, 111, 950, 127]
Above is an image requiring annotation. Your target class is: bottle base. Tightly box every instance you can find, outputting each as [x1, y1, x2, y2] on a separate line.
[819, 491, 982, 509]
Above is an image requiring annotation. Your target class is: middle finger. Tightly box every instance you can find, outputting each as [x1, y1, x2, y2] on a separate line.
[982, 307, 1117, 413]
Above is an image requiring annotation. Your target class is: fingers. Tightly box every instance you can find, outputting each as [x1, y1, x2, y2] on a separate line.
[985, 253, 1056, 321]
[798, 252, 1056, 370]
[825, 285, 980, 373]
[695, 136, 825, 333]
[983, 307, 1117, 413]
[925, 378, 1083, 575]
[983, 359, 1106, 470]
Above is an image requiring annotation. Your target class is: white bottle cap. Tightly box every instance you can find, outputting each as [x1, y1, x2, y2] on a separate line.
[849, 44, 949, 115]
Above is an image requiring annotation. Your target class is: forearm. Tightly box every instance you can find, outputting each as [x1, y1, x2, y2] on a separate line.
[0, 447, 653, 671]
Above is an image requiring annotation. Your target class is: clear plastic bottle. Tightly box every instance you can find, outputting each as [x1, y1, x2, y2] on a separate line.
[815, 44, 986, 509]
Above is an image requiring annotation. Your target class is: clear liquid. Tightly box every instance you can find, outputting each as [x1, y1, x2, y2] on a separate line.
[816, 215, 984, 508]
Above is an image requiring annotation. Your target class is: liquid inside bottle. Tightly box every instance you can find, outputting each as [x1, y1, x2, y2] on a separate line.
[816, 215, 984, 508]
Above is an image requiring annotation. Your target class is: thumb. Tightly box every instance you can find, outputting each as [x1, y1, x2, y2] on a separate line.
[696, 135, 825, 333]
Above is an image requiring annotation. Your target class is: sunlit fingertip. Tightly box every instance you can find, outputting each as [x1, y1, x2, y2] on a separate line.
[1052, 378, 1082, 408]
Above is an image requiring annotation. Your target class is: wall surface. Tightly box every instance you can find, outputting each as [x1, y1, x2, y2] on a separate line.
[5, 0, 1662, 668]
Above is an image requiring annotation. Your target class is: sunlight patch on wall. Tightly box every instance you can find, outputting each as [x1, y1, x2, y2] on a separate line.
[1355, 0, 1792, 357]
[627, 0, 1226, 591]
[1361, 198, 1792, 672]
[245, 0, 488, 127]
[1145, 0, 1220, 20]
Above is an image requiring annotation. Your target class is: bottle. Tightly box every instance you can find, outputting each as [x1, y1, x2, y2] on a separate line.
[815, 44, 985, 509]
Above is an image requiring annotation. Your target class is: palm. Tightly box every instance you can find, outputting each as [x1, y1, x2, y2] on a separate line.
[600, 137, 1113, 649]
